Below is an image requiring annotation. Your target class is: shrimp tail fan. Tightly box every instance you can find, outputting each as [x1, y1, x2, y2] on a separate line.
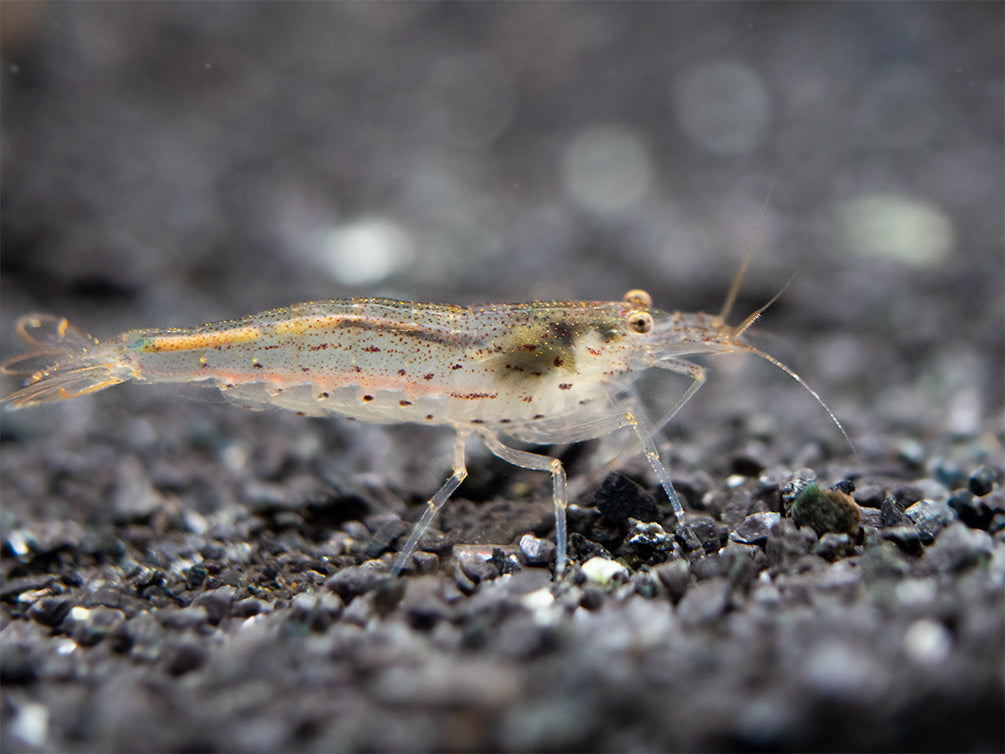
[2, 315, 130, 409]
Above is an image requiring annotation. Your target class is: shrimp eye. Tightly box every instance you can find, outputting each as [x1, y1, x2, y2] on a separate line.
[623, 289, 652, 309]
[626, 310, 654, 334]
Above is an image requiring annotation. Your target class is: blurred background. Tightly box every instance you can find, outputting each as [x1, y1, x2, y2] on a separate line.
[1, 2, 1002, 450]
[2, 9, 1001, 751]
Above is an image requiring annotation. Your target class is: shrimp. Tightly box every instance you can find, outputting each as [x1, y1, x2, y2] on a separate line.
[2, 259, 852, 576]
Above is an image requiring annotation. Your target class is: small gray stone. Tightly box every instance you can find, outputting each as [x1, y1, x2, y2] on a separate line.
[721, 542, 766, 591]
[731, 512, 781, 546]
[155, 605, 210, 631]
[112, 458, 163, 520]
[373, 578, 406, 618]
[881, 526, 923, 556]
[655, 559, 691, 605]
[905, 499, 957, 543]
[182, 565, 207, 591]
[593, 471, 660, 524]
[861, 541, 911, 581]
[288, 590, 343, 631]
[949, 488, 1002, 531]
[680, 515, 728, 554]
[990, 512, 1005, 536]
[401, 576, 452, 629]
[518, 534, 556, 566]
[923, 521, 993, 574]
[161, 639, 206, 676]
[968, 465, 1000, 496]
[765, 519, 817, 569]
[191, 586, 236, 625]
[897, 438, 926, 467]
[676, 578, 729, 628]
[568, 532, 611, 563]
[231, 598, 269, 618]
[410, 550, 441, 575]
[881, 494, 910, 527]
[62, 606, 125, 647]
[691, 553, 722, 580]
[911, 478, 952, 503]
[621, 518, 674, 564]
[0, 642, 38, 685]
[852, 484, 887, 509]
[579, 585, 606, 611]
[26, 597, 72, 628]
[325, 565, 386, 602]
[363, 513, 409, 559]
[456, 550, 499, 585]
[814, 532, 852, 561]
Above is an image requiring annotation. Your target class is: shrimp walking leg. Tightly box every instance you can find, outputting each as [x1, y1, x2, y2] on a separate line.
[649, 359, 707, 437]
[477, 430, 569, 574]
[392, 429, 472, 575]
[624, 410, 703, 551]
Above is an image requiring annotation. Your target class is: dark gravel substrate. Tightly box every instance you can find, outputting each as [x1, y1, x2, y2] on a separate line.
[2, 5, 1003, 752]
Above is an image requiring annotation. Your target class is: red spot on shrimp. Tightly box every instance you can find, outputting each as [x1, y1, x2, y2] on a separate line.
[424, 373, 434, 381]
[399, 400, 412, 406]
[398, 369, 406, 376]
[451, 364, 463, 370]
[558, 383, 572, 390]
[363, 345, 381, 353]
[252, 362, 264, 369]
[362, 395, 374, 402]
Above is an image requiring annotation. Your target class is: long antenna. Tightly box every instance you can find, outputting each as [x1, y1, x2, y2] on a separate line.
[733, 274, 795, 339]
[721, 183, 857, 458]
[741, 343, 860, 459]
[719, 183, 775, 322]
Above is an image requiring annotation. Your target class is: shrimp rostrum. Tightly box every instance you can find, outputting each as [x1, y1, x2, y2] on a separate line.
[2, 266, 850, 575]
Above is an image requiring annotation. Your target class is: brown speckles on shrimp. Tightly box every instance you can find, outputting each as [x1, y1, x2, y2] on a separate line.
[493, 312, 618, 380]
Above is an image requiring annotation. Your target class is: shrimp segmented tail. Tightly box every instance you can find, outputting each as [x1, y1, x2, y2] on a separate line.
[2, 315, 131, 409]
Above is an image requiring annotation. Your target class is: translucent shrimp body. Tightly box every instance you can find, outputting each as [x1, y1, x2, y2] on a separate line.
[3, 287, 849, 575]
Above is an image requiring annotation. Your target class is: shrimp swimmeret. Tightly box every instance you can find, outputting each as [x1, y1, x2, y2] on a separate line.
[2, 262, 852, 575]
